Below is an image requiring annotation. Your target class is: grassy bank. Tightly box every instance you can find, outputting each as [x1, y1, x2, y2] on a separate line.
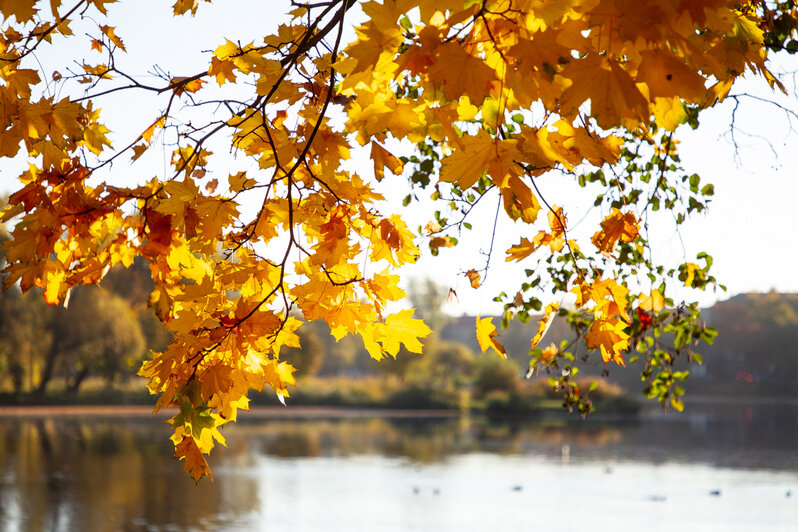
[0, 375, 640, 416]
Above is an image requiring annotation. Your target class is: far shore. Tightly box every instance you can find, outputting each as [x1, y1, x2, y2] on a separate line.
[1, 395, 795, 420]
[0, 404, 465, 419]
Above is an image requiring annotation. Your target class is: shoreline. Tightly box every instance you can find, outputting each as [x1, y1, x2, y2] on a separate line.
[0, 404, 465, 419]
[2, 395, 794, 420]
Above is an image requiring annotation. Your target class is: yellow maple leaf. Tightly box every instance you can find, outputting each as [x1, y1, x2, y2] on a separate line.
[427, 42, 496, 104]
[651, 96, 688, 131]
[90, 0, 115, 14]
[261, 360, 297, 397]
[501, 176, 541, 224]
[82, 63, 112, 79]
[375, 309, 431, 356]
[439, 133, 491, 188]
[547, 206, 565, 235]
[476, 316, 506, 358]
[728, 12, 764, 51]
[370, 215, 418, 266]
[82, 120, 111, 155]
[141, 116, 166, 144]
[440, 130, 519, 190]
[506, 234, 545, 262]
[639, 290, 665, 312]
[43, 268, 67, 305]
[3, 68, 40, 99]
[360, 324, 385, 360]
[345, 20, 403, 73]
[367, 270, 406, 304]
[456, 96, 479, 121]
[505, 206, 564, 263]
[560, 54, 648, 129]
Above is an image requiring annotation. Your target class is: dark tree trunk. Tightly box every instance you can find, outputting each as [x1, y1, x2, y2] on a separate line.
[68, 366, 91, 393]
[34, 344, 60, 395]
[9, 359, 24, 394]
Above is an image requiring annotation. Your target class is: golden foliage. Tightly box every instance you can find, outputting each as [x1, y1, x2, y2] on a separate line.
[0, 0, 788, 479]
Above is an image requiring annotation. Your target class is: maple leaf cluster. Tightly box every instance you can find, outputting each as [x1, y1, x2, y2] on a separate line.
[0, 0, 792, 479]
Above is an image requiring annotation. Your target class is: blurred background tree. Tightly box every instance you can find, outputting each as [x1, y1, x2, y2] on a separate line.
[0, 289, 52, 394]
[52, 287, 146, 393]
[280, 325, 326, 380]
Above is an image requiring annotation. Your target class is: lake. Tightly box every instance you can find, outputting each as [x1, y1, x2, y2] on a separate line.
[0, 401, 796, 531]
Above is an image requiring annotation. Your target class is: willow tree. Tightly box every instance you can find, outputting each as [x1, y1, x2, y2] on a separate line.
[1, 0, 795, 480]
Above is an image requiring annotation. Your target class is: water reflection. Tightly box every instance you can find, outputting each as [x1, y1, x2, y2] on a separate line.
[0, 416, 258, 531]
[231, 415, 625, 463]
[0, 403, 796, 531]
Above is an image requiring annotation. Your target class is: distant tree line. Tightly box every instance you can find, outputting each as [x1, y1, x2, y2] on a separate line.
[438, 291, 798, 399]
[6, 225, 791, 406]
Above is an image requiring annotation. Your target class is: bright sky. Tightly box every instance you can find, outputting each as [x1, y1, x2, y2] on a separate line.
[2, 0, 797, 316]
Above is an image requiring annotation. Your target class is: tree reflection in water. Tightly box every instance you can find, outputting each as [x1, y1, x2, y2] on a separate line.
[0, 415, 257, 531]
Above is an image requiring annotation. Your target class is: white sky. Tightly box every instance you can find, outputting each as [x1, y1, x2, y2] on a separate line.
[2, 0, 797, 316]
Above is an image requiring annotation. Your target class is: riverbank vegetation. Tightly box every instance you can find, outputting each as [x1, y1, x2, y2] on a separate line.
[2, 263, 795, 414]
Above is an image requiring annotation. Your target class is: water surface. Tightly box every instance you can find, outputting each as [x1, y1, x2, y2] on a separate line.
[0, 403, 796, 531]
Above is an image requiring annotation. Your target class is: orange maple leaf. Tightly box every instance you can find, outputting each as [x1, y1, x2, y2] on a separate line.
[371, 141, 404, 181]
[200, 363, 234, 402]
[637, 48, 706, 101]
[591, 208, 639, 253]
[585, 317, 630, 366]
[539, 342, 559, 364]
[209, 56, 236, 86]
[174, 435, 213, 482]
[0, 0, 38, 22]
[100, 25, 126, 51]
[429, 235, 454, 252]
[590, 277, 630, 321]
[464, 269, 481, 289]
[140, 210, 174, 258]
[172, 76, 206, 95]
